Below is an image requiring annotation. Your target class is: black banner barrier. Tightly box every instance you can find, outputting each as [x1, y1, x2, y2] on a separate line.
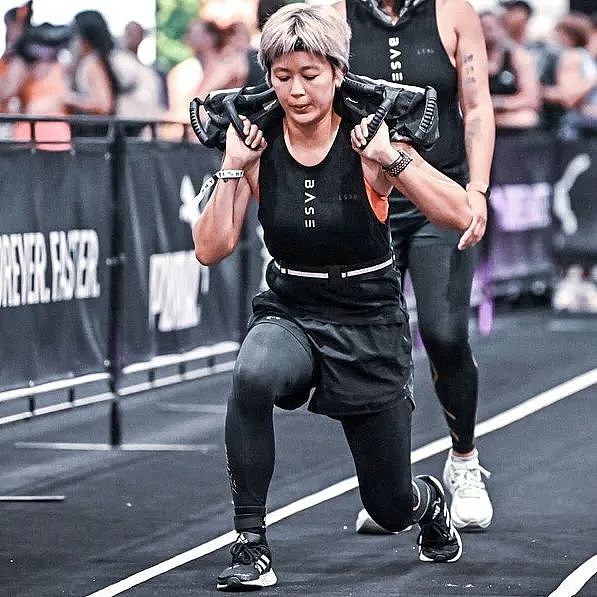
[552, 137, 597, 266]
[116, 140, 241, 365]
[486, 129, 556, 296]
[0, 144, 112, 390]
[1, 115, 594, 397]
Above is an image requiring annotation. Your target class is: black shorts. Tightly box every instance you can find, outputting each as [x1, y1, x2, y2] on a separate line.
[249, 291, 414, 419]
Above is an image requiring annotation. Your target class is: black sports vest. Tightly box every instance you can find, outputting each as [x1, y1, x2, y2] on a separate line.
[347, 0, 467, 181]
[488, 48, 518, 96]
[258, 118, 391, 267]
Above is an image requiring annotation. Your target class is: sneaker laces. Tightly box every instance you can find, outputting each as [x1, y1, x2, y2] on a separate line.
[229, 536, 269, 566]
[450, 461, 491, 498]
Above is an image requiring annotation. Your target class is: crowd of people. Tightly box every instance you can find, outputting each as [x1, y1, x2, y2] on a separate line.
[0, 4, 165, 142]
[0, 1, 280, 142]
[482, 0, 596, 140]
[0, 1, 594, 143]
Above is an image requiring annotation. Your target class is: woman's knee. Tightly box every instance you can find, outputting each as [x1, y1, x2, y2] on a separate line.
[231, 358, 277, 416]
[420, 325, 472, 367]
[231, 322, 314, 414]
[360, 474, 413, 532]
[362, 487, 413, 532]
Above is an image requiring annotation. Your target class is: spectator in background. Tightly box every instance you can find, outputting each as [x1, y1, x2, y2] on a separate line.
[499, 0, 532, 46]
[66, 10, 120, 136]
[226, 21, 251, 53]
[543, 13, 596, 139]
[192, 21, 249, 102]
[0, 22, 71, 148]
[481, 11, 540, 131]
[112, 22, 164, 130]
[166, 19, 217, 122]
[167, 18, 250, 124]
[499, 0, 561, 97]
[123, 20, 144, 57]
[0, 2, 31, 113]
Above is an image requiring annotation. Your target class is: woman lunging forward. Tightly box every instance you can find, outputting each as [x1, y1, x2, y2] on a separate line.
[193, 4, 472, 591]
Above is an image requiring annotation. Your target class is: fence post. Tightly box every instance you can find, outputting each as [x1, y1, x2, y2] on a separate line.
[106, 122, 126, 447]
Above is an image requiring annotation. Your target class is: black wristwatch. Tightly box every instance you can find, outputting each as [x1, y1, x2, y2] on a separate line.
[382, 150, 413, 177]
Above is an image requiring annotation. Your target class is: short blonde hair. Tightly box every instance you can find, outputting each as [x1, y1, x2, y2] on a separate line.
[259, 3, 351, 75]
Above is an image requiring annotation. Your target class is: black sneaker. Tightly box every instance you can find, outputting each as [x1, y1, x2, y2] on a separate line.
[217, 532, 277, 591]
[416, 475, 463, 563]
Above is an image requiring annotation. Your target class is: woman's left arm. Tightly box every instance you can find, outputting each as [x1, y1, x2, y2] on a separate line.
[386, 142, 473, 234]
[353, 120, 473, 242]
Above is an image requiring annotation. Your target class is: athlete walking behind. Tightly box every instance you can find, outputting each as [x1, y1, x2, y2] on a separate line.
[193, 4, 473, 591]
[326, 0, 496, 532]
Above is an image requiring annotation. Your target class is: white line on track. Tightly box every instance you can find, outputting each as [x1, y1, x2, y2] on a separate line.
[549, 554, 597, 597]
[15, 442, 216, 452]
[86, 368, 597, 597]
[0, 495, 65, 502]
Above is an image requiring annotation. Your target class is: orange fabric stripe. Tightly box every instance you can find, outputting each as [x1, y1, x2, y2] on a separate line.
[363, 177, 389, 223]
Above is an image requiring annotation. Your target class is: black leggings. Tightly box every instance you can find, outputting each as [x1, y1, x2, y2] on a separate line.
[226, 321, 420, 533]
[396, 233, 478, 453]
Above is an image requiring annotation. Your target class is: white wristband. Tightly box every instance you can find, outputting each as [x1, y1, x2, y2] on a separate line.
[215, 169, 245, 180]
[196, 169, 245, 209]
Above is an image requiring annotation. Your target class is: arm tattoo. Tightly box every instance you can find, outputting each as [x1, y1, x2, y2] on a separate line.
[462, 53, 476, 85]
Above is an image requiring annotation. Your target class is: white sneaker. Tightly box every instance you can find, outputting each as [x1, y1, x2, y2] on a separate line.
[355, 508, 413, 535]
[442, 449, 493, 530]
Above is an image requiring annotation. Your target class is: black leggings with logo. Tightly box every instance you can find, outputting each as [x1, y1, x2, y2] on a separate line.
[226, 321, 429, 534]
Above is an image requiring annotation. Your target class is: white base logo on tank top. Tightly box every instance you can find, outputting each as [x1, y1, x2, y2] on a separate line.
[304, 179, 316, 228]
[388, 36, 404, 83]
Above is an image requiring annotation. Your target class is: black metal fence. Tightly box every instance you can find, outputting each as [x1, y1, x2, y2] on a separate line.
[0, 114, 595, 436]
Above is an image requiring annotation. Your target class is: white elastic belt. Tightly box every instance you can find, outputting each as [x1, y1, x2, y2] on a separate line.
[195, 169, 245, 207]
[274, 256, 394, 280]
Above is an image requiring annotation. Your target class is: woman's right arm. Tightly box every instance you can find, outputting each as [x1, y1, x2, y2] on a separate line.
[193, 160, 254, 265]
[193, 117, 266, 265]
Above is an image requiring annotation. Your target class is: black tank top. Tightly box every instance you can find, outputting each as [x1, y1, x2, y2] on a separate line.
[488, 48, 518, 96]
[258, 118, 391, 267]
[346, 0, 467, 181]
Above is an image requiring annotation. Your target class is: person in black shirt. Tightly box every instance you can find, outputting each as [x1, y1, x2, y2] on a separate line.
[324, 0, 496, 532]
[481, 10, 540, 131]
[194, 4, 472, 591]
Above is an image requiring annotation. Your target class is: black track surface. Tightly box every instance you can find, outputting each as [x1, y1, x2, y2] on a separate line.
[1, 309, 596, 597]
